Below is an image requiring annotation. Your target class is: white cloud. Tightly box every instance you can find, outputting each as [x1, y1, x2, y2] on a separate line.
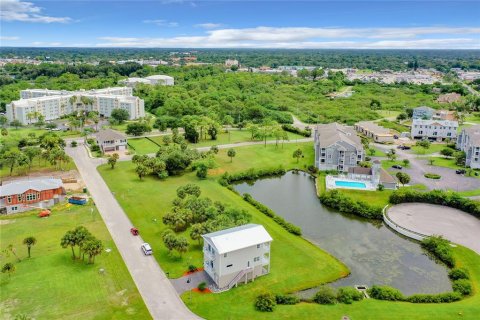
[0, 0, 72, 23]
[143, 19, 179, 27]
[195, 23, 223, 29]
[96, 26, 480, 49]
[31, 41, 62, 46]
[0, 36, 19, 40]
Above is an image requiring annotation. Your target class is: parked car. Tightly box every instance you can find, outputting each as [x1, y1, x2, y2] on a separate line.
[397, 145, 411, 150]
[456, 169, 466, 174]
[392, 165, 403, 169]
[130, 227, 139, 236]
[141, 243, 153, 255]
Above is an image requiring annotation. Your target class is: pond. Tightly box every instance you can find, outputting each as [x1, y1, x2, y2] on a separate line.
[234, 171, 452, 297]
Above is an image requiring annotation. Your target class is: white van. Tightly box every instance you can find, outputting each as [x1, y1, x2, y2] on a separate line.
[141, 243, 153, 255]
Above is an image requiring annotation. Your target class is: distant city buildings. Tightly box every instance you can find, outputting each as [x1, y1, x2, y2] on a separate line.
[457, 125, 480, 169]
[6, 87, 145, 125]
[314, 123, 364, 172]
[225, 59, 239, 68]
[411, 119, 458, 141]
[340, 68, 443, 85]
[119, 74, 174, 87]
[452, 68, 480, 81]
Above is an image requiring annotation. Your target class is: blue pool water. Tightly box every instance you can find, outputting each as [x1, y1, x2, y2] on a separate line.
[335, 180, 367, 189]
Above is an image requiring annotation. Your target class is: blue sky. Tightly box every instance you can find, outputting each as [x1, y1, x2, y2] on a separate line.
[1, 0, 479, 48]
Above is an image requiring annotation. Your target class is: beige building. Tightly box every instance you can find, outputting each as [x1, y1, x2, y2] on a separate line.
[202, 224, 272, 292]
[7, 87, 144, 125]
[94, 129, 128, 153]
[354, 121, 394, 143]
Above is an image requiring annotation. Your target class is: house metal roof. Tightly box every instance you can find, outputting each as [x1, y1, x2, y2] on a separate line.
[0, 178, 63, 197]
[95, 129, 126, 142]
[315, 123, 362, 149]
[202, 224, 273, 254]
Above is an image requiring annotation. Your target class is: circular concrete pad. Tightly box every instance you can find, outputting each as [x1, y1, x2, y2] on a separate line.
[388, 203, 480, 254]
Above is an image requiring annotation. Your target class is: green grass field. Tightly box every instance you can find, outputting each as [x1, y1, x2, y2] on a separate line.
[377, 110, 401, 120]
[423, 157, 463, 170]
[0, 203, 150, 320]
[411, 143, 449, 155]
[98, 141, 480, 320]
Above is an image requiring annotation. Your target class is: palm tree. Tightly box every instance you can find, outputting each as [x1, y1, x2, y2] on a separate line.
[4, 244, 21, 262]
[1, 262, 15, 277]
[23, 236, 37, 258]
[84, 238, 103, 264]
[61, 230, 77, 259]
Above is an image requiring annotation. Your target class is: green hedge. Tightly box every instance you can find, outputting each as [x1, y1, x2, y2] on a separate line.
[255, 293, 277, 312]
[368, 285, 404, 301]
[424, 173, 441, 179]
[405, 292, 461, 303]
[421, 236, 455, 268]
[389, 189, 480, 219]
[275, 294, 300, 305]
[243, 193, 302, 235]
[219, 167, 286, 186]
[319, 190, 383, 219]
[281, 124, 312, 137]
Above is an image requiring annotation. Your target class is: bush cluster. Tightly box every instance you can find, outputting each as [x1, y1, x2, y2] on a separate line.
[405, 292, 461, 303]
[243, 193, 302, 235]
[336, 287, 364, 304]
[389, 189, 480, 218]
[313, 286, 337, 305]
[275, 294, 300, 305]
[313, 286, 364, 305]
[281, 124, 312, 137]
[219, 167, 286, 186]
[368, 285, 404, 301]
[255, 293, 277, 312]
[424, 173, 441, 179]
[448, 268, 470, 281]
[319, 190, 383, 219]
[421, 236, 455, 268]
[452, 279, 472, 296]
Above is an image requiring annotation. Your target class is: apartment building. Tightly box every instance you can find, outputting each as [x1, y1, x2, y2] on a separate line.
[314, 123, 364, 172]
[456, 125, 480, 169]
[119, 74, 174, 87]
[6, 87, 144, 125]
[411, 119, 458, 141]
[354, 121, 394, 143]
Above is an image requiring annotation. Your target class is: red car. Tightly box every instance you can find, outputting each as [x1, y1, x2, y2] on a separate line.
[130, 227, 139, 236]
[38, 210, 51, 218]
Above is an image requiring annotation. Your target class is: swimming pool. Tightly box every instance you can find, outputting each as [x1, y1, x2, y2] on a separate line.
[334, 180, 367, 189]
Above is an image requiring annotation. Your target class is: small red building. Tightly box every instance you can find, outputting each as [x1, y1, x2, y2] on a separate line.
[0, 178, 66, 214]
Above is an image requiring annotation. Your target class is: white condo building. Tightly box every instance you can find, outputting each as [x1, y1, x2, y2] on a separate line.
[411, 119, 458, 141]
[202, 224, 272, 291]
[6, 87, 145, 125]
[119, 74, 174, 87]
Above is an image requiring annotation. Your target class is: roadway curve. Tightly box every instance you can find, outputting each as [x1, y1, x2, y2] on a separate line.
[66, 143, 201, 320]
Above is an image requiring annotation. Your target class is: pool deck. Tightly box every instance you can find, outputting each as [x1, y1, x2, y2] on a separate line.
[326, 175, 376, 191]
[388, 203, 480, 254]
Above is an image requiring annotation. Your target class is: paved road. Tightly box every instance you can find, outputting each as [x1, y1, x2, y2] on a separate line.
[66, 144, 201, 320]
[388, 203, 480, 254]
[373, 143, 480, 191]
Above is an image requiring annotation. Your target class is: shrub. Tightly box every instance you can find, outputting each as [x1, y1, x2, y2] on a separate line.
[255, 293, 277, 312]
[452, 279, 472, 296]
[70, 141, 77, 147]
[421, 236, 455, 268]
[424, 173, 441, 179]
[368, 285, 404, 301]
[281, 124, 312, 137]
[313, 286, 337, 305]
[275, 294, 300, 305]
[90, 145, 100, 152]
[86, 138, 95, 145]
[448, 268, 470, 280]
[197, 282, 207, 292]
[336, 287, 364, 304]
[405, 292, 461, 303]
[243, 193, 302, 235]
[319, 190, 383, 219]
[188, 265, 197, 273]
[377, 184, 385, 191]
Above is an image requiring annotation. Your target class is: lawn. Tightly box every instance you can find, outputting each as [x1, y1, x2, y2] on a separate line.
[0, 156, 76, 178]
[2, 127, 81, 148]
[97, 141, 480, 320]
[0, 203, 150, 320]
[465, 113, 480, 124]
[129, 130, 308, 155]
[424, 157, 463, 170]
[368, 147, 387, 157]
[377, 110, 401, 120]
[376, 120, 410, 134]
[411, 143, 449, 155]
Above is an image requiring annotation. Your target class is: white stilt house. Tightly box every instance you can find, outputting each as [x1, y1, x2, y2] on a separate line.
[202, 224, 272, 292]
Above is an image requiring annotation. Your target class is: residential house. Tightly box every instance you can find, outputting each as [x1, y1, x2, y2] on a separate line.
[433, 110, 457, 121]
[120, 75, 174, 87]
[412, 106, 435, 120]
[202, 224, 272, 291]
[354, 121, 394, 143]
[0, 178, 66, 214]
[456, 125, 480, 169]
[95, 129, 128, 153]
[314, 123, 364, 172]
[437, 93, 462, 104]
[411, 119, 458, 141]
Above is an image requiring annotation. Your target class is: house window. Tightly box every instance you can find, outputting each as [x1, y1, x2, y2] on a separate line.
[224, 253, 227, 258]
[257, 244, 261, 249]
[254, 257, 260, 262]
[11, 206, 18, 211]
[17, 195, 23, 202]
[226, 264, 233, 268]
[26, 193, 37, 201]
[7, 196, 12, 204]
